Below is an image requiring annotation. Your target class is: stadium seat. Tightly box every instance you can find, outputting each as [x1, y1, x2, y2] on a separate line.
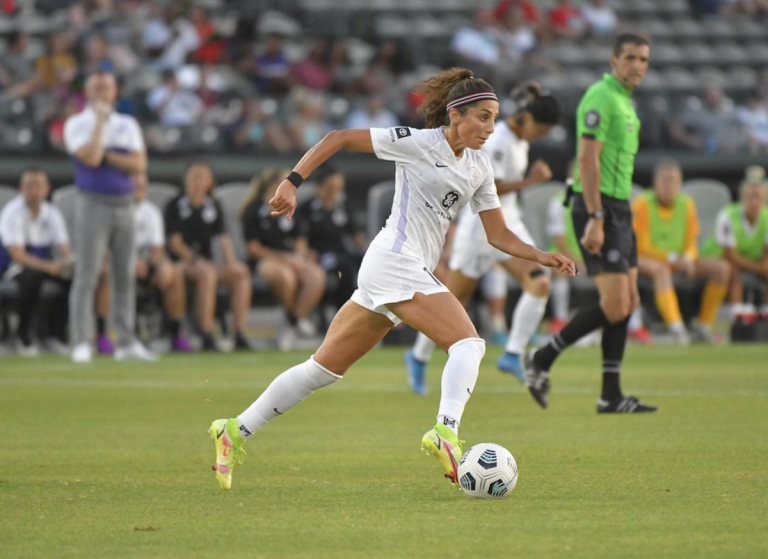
[0, 185, 17, 210]
[683, 179, 731, 244]
[214, 183, 250, 262]
[366, 180, 395, 242]
[520, 181, 565, 250]
[146, 183, 179, 210]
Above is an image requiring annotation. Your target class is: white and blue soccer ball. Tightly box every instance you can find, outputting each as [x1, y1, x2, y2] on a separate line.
[458, 443, 518, 499]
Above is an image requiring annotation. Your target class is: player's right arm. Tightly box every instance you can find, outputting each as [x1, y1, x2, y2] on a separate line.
[270, 130, 374, 219]
[65, 103, 110, 168]
[578, 136, 604, 255]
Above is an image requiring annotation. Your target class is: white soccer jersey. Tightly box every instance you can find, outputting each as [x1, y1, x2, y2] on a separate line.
[0, 195, 69, 249]
[454, 119, 529, 242]
[714, 207, 768, 248]
[369, 126, 499, 271]
[134, 199, 165, 256]
[546, 195, 567, 239]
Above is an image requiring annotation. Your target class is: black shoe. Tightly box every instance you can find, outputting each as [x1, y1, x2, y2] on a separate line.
[597, 396, 658, 414]
[523, 349, 550, 409]
[234, 332, 253, 351]
[200, 333, 219, 352]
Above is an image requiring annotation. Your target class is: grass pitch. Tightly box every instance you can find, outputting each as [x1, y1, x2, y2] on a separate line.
[1, 343, 766, 558]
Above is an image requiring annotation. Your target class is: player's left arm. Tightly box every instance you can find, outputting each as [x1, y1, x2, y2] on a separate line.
[104, 150, 147, 174]
[495, 160, 553, 195]
[479, 207, 576, 275]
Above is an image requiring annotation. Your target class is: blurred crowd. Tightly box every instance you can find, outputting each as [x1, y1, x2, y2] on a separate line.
[0, 0, 767, 154]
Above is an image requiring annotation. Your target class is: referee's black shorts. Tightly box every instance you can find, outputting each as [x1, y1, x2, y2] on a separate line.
[572, 193, 638, 277]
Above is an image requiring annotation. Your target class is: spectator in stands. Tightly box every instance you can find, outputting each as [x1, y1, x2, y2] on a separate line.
[735, 89, 768, 155]
[494, 4, 538, 63]
[359, 39, 413, 95]
[156, 11, 200, 70]
[292, 39, 336, 92]
[191, 6, 226, 65]
[240, 168, 326, 350]
[165, 161, 252, 352]
[287, 88, 331, 151]
[633, 159, 731, 344]
[701, 166, 768, 321]
[252, 32, 292, 95]
[451, 10, 501, 77]
[581, 0, 619, 37]
[345, 96, 399, 129]
[64, 70, 153, 364]
[132, 172, 193, 352]
[296, 164, 366, 310]
[494, 0, 545, 38]
[548, 0, 588, 41]
[233, 98, 292, 152]
[0, 31, 37, 99]
[81, 34, 114, 76]
[0, 169, 71, 356]
[146, 70, 205, 127]
[670, 85, 737, 154]
[35, 32, 78, 90]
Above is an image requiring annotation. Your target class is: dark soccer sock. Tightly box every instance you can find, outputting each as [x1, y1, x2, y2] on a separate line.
[534, 306, 609, 371]
[168, 319, 181, 338]
[601, 316, 629, 401]
[285, 312, 298, 326]
[97, 317, 107, 336]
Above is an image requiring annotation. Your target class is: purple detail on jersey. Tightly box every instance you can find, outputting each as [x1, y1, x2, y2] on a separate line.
[26, 244, 52, 259]
[72, 147, 135, 196]
[0, 244, 9, 273]
[392, 169, 411, 253]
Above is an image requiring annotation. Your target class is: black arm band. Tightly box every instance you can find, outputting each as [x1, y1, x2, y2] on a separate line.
[286, 171, 304, 188]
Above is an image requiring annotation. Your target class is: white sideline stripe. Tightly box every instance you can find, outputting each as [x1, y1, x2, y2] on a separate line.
[0, 377, 766, 398]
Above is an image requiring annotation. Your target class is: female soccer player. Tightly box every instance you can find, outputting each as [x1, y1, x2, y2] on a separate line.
[209, 68, 576, 491]
[405, 84, 562, 392]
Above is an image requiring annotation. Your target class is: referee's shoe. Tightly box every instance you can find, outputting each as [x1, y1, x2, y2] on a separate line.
[597, 396, 658, 414]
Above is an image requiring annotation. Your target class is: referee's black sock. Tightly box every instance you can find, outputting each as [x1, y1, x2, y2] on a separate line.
[601, 316, 629, 401]
[534, 306, 609, 371]
[97, 317, 107, 336]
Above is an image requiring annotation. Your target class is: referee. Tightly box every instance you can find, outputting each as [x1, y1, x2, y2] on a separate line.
[524, 34, 657, 413]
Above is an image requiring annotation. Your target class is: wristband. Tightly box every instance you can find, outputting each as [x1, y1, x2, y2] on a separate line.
[286, 171, 304, 188]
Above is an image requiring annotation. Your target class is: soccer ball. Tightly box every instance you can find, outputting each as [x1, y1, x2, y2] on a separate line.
[458, 443, 518, 499]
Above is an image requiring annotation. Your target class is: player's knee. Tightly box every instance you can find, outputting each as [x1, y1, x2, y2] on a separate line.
[603, 297, 631, 324]
[447, 337, 486, 363]
[527, 269, 550, 297]
[716, 260, 731, 284]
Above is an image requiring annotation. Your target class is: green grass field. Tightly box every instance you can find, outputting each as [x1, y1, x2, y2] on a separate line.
[1, 344, 767, 559]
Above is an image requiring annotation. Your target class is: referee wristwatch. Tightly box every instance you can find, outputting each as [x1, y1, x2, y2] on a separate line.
[587, 210, 605, 220]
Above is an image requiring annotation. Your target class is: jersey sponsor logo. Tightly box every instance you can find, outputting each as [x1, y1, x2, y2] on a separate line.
[389, 126, 411, 141]
[585, 110, 600, 129]
[442, 191, 460, 209]
[469, 166, 482, 188]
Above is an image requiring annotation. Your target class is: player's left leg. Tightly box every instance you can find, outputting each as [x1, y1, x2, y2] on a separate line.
[215, 261, 253, 349]
[496, 257, 550, 381]
[406, 270, 478, 394]
[692, 257, 731, 342]
[154, 261, 193, 352]
[211, 301, 393, 490]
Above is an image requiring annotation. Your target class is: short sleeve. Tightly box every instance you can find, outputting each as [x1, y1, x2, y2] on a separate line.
[147, 203, 165, 247]
[125, 117, 146, 152]
[0, 208, 23, 246]
[577, 87, 613, 143]
[470, 162, 501, 214]
[714, 210, 736, 248]
[546, 197, 567, 237]
[49, 207, 70, 245]
[63, 115, 92, 154]
[211, 199, 225, 237]
[164, 198, 182, 236]
[370, 127, 429, 164]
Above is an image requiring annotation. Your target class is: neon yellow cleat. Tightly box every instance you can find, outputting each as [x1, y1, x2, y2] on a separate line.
[208, 418, 246, 490]
[421, 423, 464, 484]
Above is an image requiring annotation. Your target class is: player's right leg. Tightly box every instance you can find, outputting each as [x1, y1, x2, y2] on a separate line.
[210, 300, 392, 490]
[406, 270, 478, 394]
[390, 292, 483, 484]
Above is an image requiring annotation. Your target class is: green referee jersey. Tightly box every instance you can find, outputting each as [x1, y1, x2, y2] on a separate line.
[573, 73, 640, 201]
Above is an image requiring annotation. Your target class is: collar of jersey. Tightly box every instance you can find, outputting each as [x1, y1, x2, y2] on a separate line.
[602, 73, 631, 98]
[437, 126, 466, 164]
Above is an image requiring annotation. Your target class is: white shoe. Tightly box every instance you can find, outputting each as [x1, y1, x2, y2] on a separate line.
[115, 341, 158, 362]
[45, 338, 70, 356]
[296, 318, 317, 338]
[72, 343, 93, 363]
[16, 342, 39, 358]
[277, 326, 297, 352]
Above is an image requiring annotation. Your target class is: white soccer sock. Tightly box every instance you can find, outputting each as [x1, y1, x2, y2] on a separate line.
[505, 292, 548, 354]
[437, 337, 485, 434]
[628, 306, 644, 331]
[551, 277, 570, 320]
[236, 356, 341, 439]
[412, 332, 436, 363]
